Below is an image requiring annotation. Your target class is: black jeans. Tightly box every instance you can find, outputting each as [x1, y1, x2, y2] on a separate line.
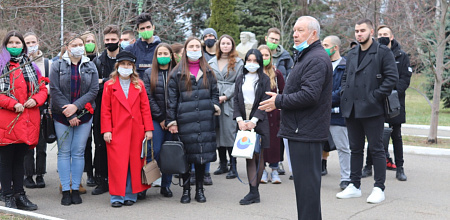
[0, 144, 29, 196]
[289, 140, 323, 220]
[92, 90, 108, 178]
[347, 115, 386, 190]
[24, 125, 47, 176]
[366, 123, 404, 167]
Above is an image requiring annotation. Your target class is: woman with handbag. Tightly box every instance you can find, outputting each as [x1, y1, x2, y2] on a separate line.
[50, 33, 99, 206]
[166, 37, 220, 204]
[257, 45, 285, 184]
[141, 43, 177, 198]
[0, 31, 48, 210]
[208, 35, 244, 179]
[101, 51, 154, 208]
[233, 49, 271, 205]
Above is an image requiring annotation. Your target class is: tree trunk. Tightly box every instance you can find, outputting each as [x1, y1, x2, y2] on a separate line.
[428, 79, 442, 143]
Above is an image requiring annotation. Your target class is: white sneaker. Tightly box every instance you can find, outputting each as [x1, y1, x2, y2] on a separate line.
[336, 183, 361, 199]
[366, 187, 385, 204]
[271, 170, 282, 184]
[260, 170, 268, 183]
[152, 177, 162, 187]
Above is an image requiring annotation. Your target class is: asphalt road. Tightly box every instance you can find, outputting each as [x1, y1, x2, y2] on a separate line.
[10, 143, 450, 220]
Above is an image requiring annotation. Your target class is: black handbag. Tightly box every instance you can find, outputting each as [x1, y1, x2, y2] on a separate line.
[160, 135, 188, 175]
[323, 130, 336, 152]
[41, 105, 57, 144]
[384, 90, 401, 119]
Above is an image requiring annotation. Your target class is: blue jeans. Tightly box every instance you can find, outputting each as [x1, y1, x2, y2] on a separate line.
[148, 120, 172, 188]
[110, 168, 137, 203]
[55, 118, 92, 191]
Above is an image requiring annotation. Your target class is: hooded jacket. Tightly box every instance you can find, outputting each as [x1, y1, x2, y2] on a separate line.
[331, 57, 346, 126]
[125, 36, 161, 78]
[272, 45, 294, 79]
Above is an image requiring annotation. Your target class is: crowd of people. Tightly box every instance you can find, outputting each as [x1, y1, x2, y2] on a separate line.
[0, 12, 412, 219]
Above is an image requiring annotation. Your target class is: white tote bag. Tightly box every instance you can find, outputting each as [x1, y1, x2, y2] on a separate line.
[232, 130, 260, 159]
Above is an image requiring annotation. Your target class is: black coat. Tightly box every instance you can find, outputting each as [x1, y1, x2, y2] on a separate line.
[385, 40, 412, 125]
[331, 57, 346, 126]
[166, 65, 219, 164]
[274, 40, 333, 142]
[340, 40, 398, 119]
[233, 72, 271, 149]
[143, 67, 169, 123]
[93, 49, 121, 92]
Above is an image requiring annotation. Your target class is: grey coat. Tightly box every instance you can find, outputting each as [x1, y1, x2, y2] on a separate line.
[208, 57, 244, 147]
[49, 52, 99, 120]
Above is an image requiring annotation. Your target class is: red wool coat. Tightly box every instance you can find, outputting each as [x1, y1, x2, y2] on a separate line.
[0, 62, 48, 147]
[101, 77, 154, 196]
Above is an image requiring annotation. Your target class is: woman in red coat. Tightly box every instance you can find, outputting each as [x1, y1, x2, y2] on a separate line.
[0, 31, 47, 210]
[101, 51, 154, 208]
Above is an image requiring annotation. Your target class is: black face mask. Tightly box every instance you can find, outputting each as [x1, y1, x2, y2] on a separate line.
[378, 37, 390, 46]
[105, 42, 119, 52]
[204, 39, 216, 48]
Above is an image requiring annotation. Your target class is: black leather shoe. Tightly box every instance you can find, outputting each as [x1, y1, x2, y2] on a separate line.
[361, 166, 372, 178]
[91, 178, 109, 195]
[226, 170, 237, 179]
[204, 173, 213, 185]
[15, 192, 37, 211]
[124, 200, 135, 206]
[61, 191, 71, 206]
[35, 175, 45, 188]
[396, 167, 407, 181]
[160, 187, 173, 197]
[5, 195, 17, 209]
[24, 176, 36, 189]
[180, 189, 191, 204]
[339, 181, 350, 190]
[111, 201, 122, 208]
[137, 190, 147, 200]
[195, 188, 206, 203]
[289, 175, 294, 180]
[213, 165, 229, 175]
[86, 175, 96, 187]
[71, 190, 82, 204]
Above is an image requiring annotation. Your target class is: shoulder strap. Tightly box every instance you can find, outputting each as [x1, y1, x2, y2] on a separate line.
[44, 58, 49, 77]
[374, 44, 382, 86]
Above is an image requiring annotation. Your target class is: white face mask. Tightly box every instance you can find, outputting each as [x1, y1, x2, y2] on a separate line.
[118, 67, 133, 77]
[70, 46, 85, 58]
[27, 45, 39, 55]
[245, 63, 260, 73]
[186, 50, 202, 61]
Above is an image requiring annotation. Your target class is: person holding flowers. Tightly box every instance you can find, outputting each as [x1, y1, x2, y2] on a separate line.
[50, 32, 99, 206]
[101, 50, 154, 208]
[0, 30, 48, 210]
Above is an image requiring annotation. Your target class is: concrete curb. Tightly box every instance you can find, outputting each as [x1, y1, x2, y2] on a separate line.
[403, 144, 450, 156]
[403, 124, 450, 131]
[0, 206, 64, 220]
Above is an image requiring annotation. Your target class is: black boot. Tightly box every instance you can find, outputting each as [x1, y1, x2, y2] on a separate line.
[361, 165, 373, 178]
[321, 159, 328, 176]
[71, 190, 82, 204]
[35, 175, 45, 188]
[213, 162, 229, 175]
[61, 191, 71, 206]
[15, 192, 38, 211]
[396, 166, 407, 181]
[195, 180, 206, 203]
[24, 176, 36, 189]
[137, 190, 147, 200]
[180, 178, 191, 204]
[226, 157, 237, 179]
[239, 185, 260, 205]
[86, 174, 96, 187]
[4, 194, 17, 209]
[92, 177, 109, 195]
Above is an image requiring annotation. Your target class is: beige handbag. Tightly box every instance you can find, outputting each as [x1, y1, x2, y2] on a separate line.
[142, 139, 161, 185]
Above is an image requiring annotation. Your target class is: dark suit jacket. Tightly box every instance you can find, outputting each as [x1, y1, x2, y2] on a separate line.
[340, 40, 398, 119]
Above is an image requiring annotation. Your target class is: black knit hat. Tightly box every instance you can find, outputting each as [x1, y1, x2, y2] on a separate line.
[116, 51, 136, 63]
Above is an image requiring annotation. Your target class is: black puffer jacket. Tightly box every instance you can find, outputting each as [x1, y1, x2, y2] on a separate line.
[385, 39, 412, 125]
[143, 67, 169, 123]
[166, 65, 219, 164]
[274, 40, 332, 142]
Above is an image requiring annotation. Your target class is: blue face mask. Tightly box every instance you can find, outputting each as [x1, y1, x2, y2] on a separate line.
[293, 33, 313, 52]
[187, 50, 202, 61]
[120, 41, 130, 49]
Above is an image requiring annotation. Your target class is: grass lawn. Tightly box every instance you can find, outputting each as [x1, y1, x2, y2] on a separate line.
[405, 73, 450, 126]
[402, 135, 450, 149]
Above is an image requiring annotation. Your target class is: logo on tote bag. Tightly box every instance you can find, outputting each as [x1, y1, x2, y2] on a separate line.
[237, 136, 254, 150]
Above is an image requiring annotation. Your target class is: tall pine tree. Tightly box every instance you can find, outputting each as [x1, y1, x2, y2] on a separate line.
[210, 0, 240, 42]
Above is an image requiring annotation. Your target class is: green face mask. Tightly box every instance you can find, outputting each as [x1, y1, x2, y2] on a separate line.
[176, 55, 182, 63]
[266, 41, 278, 50]
[6, 47, 23, 56]
[263, 58, 271, 67]
[85, 43, 96, 53]
[157, 57, 171, 65]
[140, 30, 154, 40]
[325, 47, 335, 57]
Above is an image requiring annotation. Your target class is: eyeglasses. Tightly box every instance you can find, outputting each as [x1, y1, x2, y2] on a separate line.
[268, 37, 280, 43]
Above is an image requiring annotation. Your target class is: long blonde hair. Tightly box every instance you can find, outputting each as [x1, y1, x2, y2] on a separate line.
[258, 45, 277, 90]
[109, 61, 141, 91]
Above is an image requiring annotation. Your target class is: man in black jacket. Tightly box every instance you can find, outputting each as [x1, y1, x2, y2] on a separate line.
[337, 19, 398, 204]
[362, 25, 412, 181]
[90, 25, 122, 196]
[260, 16, 332, 220]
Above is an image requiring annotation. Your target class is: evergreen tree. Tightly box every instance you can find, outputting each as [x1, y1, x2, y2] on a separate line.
[210, 0, 240, 42]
